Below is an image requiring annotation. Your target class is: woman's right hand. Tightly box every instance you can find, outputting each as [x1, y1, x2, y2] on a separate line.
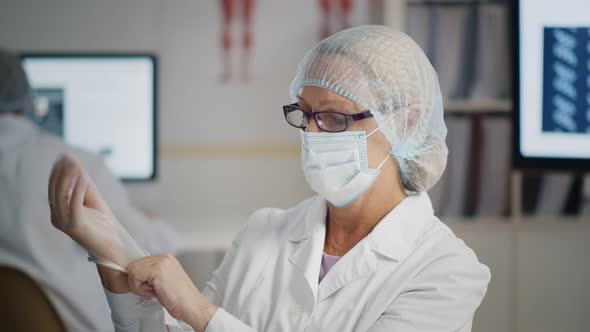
[48, 154, 126, 266]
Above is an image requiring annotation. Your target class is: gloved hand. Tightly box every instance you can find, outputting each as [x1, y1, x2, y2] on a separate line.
[127, 254, 218, 332]
[48, 154, 145, 268]
[49, 155, 190, 329]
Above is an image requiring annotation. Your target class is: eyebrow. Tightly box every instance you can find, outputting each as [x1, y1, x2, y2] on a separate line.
[297, 95, 352, 111]
[297, 95, 310, 108]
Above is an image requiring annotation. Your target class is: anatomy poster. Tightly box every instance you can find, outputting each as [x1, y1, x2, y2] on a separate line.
[219, 0, 256, 83]
[217, 0, 370, 84]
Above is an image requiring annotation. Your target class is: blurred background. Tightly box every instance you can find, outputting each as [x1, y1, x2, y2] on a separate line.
[1, 0, 589, 331]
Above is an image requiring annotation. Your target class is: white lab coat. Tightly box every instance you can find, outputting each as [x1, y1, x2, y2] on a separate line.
[0, 115, 178, 332]
[106, 191, 490, 331]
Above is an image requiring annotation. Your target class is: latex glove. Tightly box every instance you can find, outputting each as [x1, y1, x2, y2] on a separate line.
[48, 154, 145, 268]
[127, 254, 218, 332]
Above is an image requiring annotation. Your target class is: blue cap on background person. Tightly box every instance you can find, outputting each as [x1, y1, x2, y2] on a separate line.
[0, 50, 34, 114]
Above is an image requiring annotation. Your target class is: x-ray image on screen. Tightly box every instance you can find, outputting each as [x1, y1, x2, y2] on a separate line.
[542, 27, 590, 133]
[29, 88, 65, 137]
[28, 87, 115, 159]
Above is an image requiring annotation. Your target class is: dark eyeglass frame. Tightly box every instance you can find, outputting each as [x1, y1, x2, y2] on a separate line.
[282, 103, 373, 133]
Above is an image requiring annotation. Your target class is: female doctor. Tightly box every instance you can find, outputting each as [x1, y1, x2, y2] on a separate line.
[48, 25, 490, 331]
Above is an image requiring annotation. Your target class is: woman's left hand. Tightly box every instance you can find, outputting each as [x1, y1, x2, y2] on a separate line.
[126, 254, 218, 332]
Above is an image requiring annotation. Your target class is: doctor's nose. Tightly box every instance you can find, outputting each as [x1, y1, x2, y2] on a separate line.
[305, 117, 321, 133]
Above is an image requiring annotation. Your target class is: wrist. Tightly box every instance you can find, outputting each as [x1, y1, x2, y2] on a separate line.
[97, 265, 131, 293]
[186, 299, 218, 332]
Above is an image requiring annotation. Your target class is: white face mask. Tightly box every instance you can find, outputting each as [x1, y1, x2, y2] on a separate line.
[300, 127, 390, 207]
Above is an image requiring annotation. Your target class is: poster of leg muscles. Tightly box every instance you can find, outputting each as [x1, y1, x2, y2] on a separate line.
[219, 0, 256, 84]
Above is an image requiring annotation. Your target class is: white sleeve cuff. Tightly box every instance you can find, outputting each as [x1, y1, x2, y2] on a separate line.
[204, 308, 256, 332]
[104, 288, 181, 331]
[103, 288, 141, 330]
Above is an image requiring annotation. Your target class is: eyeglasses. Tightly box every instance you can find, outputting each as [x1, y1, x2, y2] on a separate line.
[282, 103, 373, 132]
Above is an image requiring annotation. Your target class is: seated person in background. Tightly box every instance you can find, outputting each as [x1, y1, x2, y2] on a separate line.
[0, 49, 178, 331]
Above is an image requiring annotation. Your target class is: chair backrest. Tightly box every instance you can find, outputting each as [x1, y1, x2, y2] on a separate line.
[0, 265, 66, 332]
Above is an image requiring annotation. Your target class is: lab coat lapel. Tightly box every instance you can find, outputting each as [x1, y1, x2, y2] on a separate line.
[288, 225, 325, 301]
[317, 238, 376, 301]
[286, 193, 435, 303]
[288, 196, 327, 301]
[317, 192, 435, 302]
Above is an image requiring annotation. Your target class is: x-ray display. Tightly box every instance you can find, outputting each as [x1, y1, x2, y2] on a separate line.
[518, 0, 590, 163]
[28, 88, 65, 137]
[542, 27, 590, 133]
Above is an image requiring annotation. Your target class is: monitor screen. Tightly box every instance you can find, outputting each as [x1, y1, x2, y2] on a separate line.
[515, 0, 590, 170]
[21, 54, 156, 181]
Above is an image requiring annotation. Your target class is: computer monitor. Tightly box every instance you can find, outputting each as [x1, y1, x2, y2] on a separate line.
[20, 54, 157, 181]
[513, 0, 590, 171]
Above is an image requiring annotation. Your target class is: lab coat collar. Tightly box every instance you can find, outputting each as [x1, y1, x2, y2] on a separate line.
[317, 236, 376, 301]
[368, 192, 436, 262]
[286, 192, 436, 261]
[286, 200, 378, 302]
[286, 193, 435, 301]
[288, 220, 377, 302]
[286, 195, 326, 243]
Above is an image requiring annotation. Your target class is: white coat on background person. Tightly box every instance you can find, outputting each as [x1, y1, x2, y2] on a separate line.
[0, 50, 178, 331]
[48, 26, 491, 331]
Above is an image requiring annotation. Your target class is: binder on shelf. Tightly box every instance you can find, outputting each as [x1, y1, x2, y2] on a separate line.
[474, 117, 511, 216]
[441, 117, 473, 216]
